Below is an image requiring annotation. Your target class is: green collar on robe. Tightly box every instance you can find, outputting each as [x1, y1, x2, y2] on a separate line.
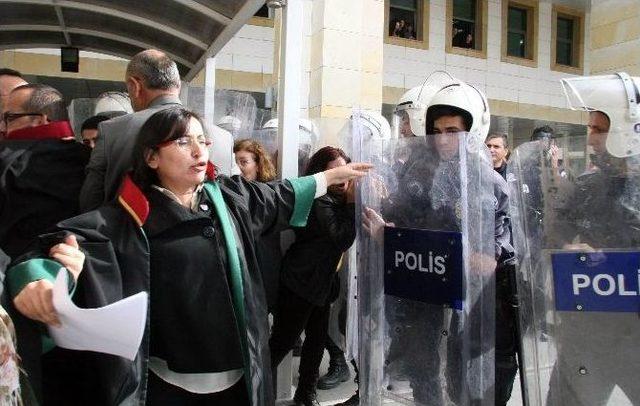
[203, 175, 316, 400]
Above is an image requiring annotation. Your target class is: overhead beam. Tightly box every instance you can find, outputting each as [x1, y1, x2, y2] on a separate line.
[184, 0, 265, 81]
[52, 0, 71, 45]
[169, 0, 231, 25]
[0, 25, 195, 68]
[0, 0, 208, 50]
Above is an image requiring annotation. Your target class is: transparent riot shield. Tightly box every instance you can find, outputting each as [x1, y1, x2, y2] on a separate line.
[182, 86, 254, 176]
[356, 124, 496, 405]
[247, 119, 319, 177]
[214, 90, 257, 139]
[249, 127, 279, 169]
[509, 138, 640, 406]
[68, 98, 97, 139]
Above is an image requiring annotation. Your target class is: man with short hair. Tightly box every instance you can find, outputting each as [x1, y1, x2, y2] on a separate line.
[0, 83, 89, 402]
[79, 49, 182, 211]
[0, 83, 89, 257]
[80, 114, 110, 149]
[0, 68, 27, 138]
[486, 132, 509, 179]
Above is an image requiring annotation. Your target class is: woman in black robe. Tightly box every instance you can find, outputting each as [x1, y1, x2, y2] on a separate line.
[5, 107, 370, 406]
[269, 146, 357, 406]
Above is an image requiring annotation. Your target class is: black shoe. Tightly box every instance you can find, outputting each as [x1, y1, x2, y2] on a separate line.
[293, 389, 321, 406]
[317, 361, 350, 390]
[333, 391, 359, 405]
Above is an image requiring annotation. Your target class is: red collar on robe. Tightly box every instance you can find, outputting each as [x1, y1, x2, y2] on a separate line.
[118, 161, 217, 227]
[5, 121, 74, 141]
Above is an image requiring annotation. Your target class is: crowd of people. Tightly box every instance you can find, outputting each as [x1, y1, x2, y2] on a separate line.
[0, 48, 638, 406]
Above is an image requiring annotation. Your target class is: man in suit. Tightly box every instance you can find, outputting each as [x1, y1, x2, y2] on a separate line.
[79, 49, 182, 211]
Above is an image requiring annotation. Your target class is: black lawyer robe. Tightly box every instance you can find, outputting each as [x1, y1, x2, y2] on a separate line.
[8, 173, 317, 406]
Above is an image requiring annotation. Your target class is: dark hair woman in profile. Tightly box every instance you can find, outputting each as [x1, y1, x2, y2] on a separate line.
[6, 107, 371, 406]
[269, 146, 357, 406]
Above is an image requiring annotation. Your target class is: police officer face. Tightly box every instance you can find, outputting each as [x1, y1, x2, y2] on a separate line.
[587, 111, 610, 156]
[485, 136, 508, 168]
[399, 111, 414, 138]
[433, 115, 465, 161]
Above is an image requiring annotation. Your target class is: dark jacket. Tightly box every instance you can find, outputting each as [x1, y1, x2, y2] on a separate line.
[79, 95, 182, 212]
[7, 172, 318, 406]
[280, 193, 356, 307]
[0, 122, 90, 258]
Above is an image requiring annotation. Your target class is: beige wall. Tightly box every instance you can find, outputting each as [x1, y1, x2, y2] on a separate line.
[589, 0, 640, 75]
[306, 0, 385, 145]
[0, 50, 127, 81]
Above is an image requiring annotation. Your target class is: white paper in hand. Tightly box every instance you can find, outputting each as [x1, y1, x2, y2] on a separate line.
[48, 269, 148, 360]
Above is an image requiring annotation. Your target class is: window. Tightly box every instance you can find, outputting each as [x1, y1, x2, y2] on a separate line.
[507, 6, 527, 57]
[249, 4, 273, 27]
[254, 5, 269, 18]
[446, 0, 487, 58]
[389, 0, 418, 39]
[501, 0, 538, 66]
[384, 0, 429, 50]
[551, 5, 584, 74]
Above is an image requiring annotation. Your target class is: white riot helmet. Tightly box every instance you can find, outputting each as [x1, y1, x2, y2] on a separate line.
[262, 118, 319, 146]
[395, 86, 426, 137]
[394, 71, 460, 138]
[561, 72, 640, 158]
[425, 77, 490, 148]
[217, 115, 242, 133]
[94, 91, 133, 116]
[354, 110, 391, 139]
[338, 110, 390, 154]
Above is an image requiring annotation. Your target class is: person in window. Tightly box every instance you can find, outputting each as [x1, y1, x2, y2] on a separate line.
[464, 33, 474, 48]
[5, 107, 370, 406]
[269, 146, 357, 406]
[404, 24, 416, 40]
[452, 24, 466, 48]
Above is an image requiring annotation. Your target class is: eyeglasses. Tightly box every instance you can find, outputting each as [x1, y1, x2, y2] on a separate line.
[3, 112, 44, 127]
[156, 134, 212, 151]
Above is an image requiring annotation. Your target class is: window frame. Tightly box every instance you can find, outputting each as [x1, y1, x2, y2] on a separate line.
[551, 4, 585, 74]
[249, 5, 274, 28]
[384, 0, 430, 50]
[446, 0, 488, 59]
[501, 0, 539, 67]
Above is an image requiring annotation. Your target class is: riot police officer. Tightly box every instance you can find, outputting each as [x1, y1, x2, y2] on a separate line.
[359, 73, 515, 406]
[509, 72, 640, 406]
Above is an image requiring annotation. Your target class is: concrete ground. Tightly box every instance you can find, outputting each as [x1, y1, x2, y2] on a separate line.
[277, 352, 523, 405]
[277, 339, 635, 405]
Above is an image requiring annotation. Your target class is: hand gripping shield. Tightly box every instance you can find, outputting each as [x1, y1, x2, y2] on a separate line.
[508, 135, 640, 406]
[355, 121, 496, 405]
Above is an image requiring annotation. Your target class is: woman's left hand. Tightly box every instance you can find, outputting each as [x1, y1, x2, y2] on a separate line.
[324, 162, 373, 186]
[48, 235, 85, 282]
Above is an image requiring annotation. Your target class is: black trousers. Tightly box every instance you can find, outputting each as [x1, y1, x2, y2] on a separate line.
[146, 372, 249, 406]
[269, 284, 331, 391]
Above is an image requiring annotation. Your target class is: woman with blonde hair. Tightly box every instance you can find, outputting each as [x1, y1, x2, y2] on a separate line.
[234, 139, 276, 182]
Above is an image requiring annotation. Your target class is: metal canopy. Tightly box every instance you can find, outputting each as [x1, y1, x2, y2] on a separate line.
[0, 0, 265, 80]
